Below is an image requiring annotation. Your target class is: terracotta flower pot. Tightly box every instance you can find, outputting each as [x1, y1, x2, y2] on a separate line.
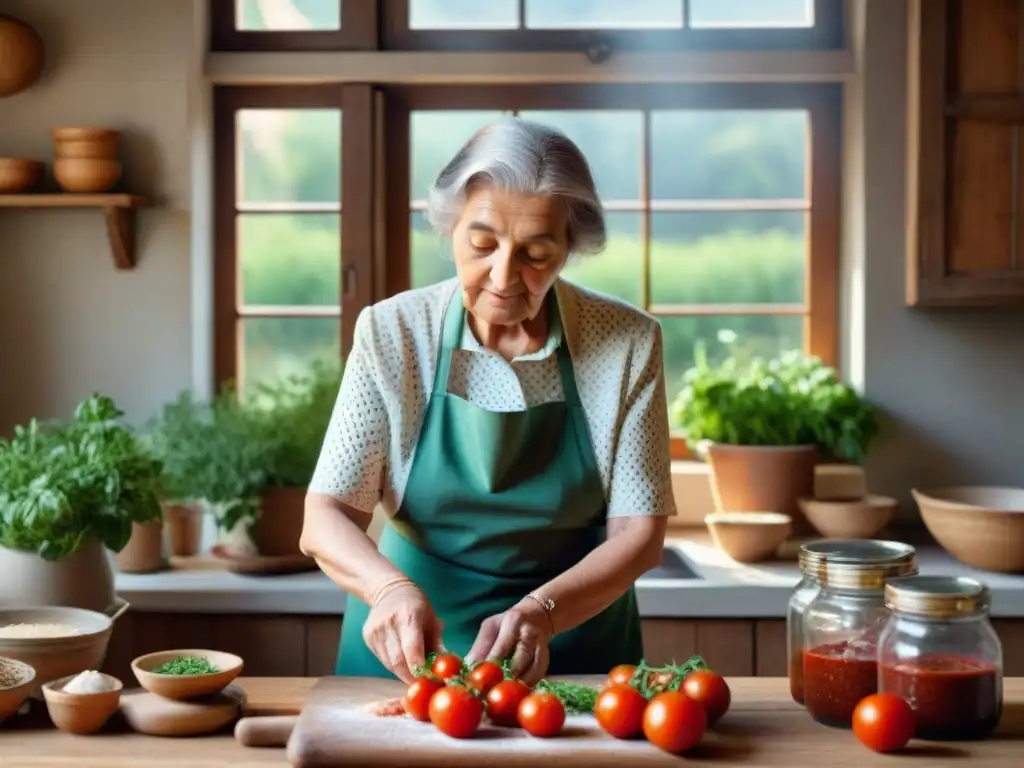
[0, 539, 115, 613]
[163, 502, 204, 557]
[114, 521, 165, 574]
[251, 487, 306, 557]
[705, 444, 818, 535]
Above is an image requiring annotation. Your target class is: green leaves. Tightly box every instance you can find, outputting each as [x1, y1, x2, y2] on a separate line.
[671, 348, 879, 463]
[0, 395, 164, 560]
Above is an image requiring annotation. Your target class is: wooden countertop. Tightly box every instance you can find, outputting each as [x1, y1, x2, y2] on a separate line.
[1, 677, 1021, 766]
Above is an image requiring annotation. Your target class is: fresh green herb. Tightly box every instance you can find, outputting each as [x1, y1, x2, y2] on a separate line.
[672, 347, 879, 463]
[0, 395, 164, 561]
[533, 679, 599, 713]
[628, 656, 709, 698]
[152, 655, 220, 676]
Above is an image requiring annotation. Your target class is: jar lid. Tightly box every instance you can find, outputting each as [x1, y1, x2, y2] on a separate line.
[885, 575, 991, 619]
[798, 540, 917, 577]
[816, 557, 919, 590]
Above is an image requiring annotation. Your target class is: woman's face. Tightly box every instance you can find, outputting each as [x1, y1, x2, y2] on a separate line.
[451, 185, 570, 327]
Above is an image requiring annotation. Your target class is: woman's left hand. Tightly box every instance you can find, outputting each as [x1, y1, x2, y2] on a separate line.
[464, 600, 553, 684]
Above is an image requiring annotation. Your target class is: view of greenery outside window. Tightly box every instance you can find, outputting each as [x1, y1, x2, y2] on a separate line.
[221, 0, 834, 442]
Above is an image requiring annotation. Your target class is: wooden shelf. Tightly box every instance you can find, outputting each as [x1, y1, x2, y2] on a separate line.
[0, 193, 149, 270]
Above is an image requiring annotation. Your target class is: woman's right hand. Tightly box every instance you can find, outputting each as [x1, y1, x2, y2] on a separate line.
[362, 583, 444, 683]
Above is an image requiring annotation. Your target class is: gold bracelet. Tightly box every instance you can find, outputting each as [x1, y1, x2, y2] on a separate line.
[370, 575, 415, 607]
[524, 592, 556, 635]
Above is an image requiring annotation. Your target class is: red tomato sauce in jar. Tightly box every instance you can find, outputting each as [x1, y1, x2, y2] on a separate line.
[879, 655, 1001, 740]
[803, 642, 878, 727]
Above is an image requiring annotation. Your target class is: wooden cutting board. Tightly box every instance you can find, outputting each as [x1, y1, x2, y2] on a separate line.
[286, 677, 1024, 767]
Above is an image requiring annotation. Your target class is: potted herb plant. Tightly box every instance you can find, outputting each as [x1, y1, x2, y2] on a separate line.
[672, 349, 878, 533]
[0, 395, 163, 611]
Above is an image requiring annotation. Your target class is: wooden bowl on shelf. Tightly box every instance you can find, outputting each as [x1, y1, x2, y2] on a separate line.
[132, 650, 243, 701]
[52, 128, 120, 159]
[52, 158, 121, 193]
[0, 158, 42, 193]
[913, 486, 1024, 573]
[705, 512, 793, 563]
[798, 495, 897, 539]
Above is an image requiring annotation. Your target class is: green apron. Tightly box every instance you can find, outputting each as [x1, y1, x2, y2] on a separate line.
[335, 288, 643, 677]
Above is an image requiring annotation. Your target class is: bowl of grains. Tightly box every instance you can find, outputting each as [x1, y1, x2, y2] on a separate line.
[0, 606, 122, 696]
[132, 649, 243, 701]
[0, 657, 36, 722]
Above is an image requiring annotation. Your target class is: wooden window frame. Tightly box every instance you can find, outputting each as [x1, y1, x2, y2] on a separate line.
[382, 0, 843, 52]
[384, 83, 841, 459]
[209, 0, 379, 51]
[212, 84, 377, 388]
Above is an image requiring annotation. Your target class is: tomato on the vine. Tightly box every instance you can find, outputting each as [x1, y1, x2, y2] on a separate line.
[607, 664, 636, 687]
[431, 653, 464, 681]
[403, 676, 444, 722]
[594, 683, 647, 739]
[852, 694, 915, 753]
[682, 669, 732, 726]
[517, 692, 566, 737]
[467, 660, 504, 694]
[429, 685, 484, 739]
[642, 691, 706, 754]
[486, 679, 531, 727]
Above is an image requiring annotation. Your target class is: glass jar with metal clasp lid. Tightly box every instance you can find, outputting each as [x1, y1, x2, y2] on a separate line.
[801, 552, 918, 727]
[878, 575, 1003, 741]
[787, 540, 917, 705]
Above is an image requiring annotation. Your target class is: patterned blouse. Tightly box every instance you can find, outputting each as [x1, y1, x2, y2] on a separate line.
[309, 277, 676, 520]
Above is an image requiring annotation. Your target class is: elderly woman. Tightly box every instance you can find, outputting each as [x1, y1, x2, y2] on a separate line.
[302, 118, 675, 685]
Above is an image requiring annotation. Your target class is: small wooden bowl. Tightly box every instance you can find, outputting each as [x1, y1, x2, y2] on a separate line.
[705, 512, 793, 563]
[0, 657, 36, 721]
[42, 673, 122, 734]
[799, 495, 897, 539]
[52, 158, 121, 193]
[0, 158, 43, 193]
[132, 650, 243, 701]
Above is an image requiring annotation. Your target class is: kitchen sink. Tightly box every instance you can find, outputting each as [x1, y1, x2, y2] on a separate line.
[641, 547, 701, 580]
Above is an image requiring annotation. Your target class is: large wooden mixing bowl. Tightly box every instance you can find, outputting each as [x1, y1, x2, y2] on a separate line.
[913, 486, 1024, 573]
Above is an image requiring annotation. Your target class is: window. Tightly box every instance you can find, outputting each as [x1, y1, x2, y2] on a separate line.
[210, 0, 376, 50]
[211, 3, 842, 458]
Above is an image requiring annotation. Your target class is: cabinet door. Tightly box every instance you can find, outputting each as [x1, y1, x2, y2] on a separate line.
[907, 0, 1024, 307]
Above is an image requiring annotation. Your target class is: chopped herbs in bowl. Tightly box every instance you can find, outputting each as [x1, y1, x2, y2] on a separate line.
[132, 649, 243, 700]
[152, 655, 220, 676]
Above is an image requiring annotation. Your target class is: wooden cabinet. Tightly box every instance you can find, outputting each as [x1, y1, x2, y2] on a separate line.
[906, 0, 1024, 307]
[100, 614, 1024, 679]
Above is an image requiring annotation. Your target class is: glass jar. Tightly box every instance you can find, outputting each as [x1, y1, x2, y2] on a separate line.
[878, 575, 1003, 740]
[788, 540, 916, 705]
[802, 554, 917, 727]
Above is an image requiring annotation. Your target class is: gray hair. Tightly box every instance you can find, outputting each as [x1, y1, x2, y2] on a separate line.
[426, 118, 607, 255]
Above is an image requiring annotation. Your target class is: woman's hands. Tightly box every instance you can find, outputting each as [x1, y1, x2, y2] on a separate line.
[464, 599, 553, 685]
[363, 583, 444, 683]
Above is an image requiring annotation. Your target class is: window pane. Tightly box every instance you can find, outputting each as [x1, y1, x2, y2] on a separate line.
[561, 213, 643, 306]
[240, 318, 340, 393]
[688, 0, 813, 28]
[660, 315, 805, 426]
[411, 211, 456, 288]
[409, 0, 519, 29]
[650, 212, 805, 305]
[235, 0, 341, 30]
[650, 110, 806, 200]
[239, 214, 340, 306]
[238, 109, 341, 204]
[518, 111, 644, 200]
[410, 111, 507, 201]
[526, 0, 682, 29]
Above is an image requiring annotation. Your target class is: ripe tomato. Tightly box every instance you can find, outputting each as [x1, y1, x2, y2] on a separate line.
[682, 669, 732, 726]
[486, 679, 531, 727]
[594, 683, 647, 739]
[642, 691, 706, 754]
[431, 653, 464, 681]
[853, 694, 916, 753]
[517, 692, 566, 738]
[403, 676, 444, 722]
[607, 664, 636, 687]
[468, 660, 505, 694]
[428, 685, 484, 739]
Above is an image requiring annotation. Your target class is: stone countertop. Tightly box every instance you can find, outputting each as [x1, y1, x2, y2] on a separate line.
[114, 531, 1024, 618]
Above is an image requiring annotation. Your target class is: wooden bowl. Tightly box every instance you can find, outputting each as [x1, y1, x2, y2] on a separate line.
[798, 495, 897, 539]
[705, 512, 793, 563]
[0, 15, 44, 97]
[42, 673, 122, 734]
[913, 487, 1024, 573]
[52, 158, 121, 193]
[132, 650, 243, 701]
[0, 657, 36, 721]
[0, 158, 42, 193]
